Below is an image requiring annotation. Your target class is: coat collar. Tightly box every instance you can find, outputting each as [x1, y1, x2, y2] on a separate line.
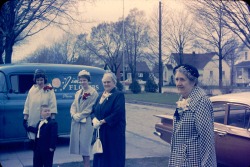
[180, 86, 207, 112]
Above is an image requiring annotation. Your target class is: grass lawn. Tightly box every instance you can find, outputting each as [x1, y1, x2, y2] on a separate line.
[125, 92, 179, 106]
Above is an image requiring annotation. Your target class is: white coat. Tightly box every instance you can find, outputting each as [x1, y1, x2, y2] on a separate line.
[69, 86, 98, 155]
[23, 84, 57, 140]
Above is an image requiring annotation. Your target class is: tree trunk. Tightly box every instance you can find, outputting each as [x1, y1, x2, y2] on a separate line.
[4, 37, 14, 64]
[0, 48, 4, 64]
[0, 34, 4, 64]
[230, 57, 235, 86]
[3, 0, 15, 64]
[0, 55, 4, 64]
[219, 52, 223, 87]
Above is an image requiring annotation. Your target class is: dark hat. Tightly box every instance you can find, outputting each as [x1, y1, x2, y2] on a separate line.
[33, 69, 47, 83]
[173, 64, 199, 78]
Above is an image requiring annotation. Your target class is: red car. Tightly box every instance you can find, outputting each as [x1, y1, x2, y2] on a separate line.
[154, 92, 250, 167]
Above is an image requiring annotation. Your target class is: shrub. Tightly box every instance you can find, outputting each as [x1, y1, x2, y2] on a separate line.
[116, 81, 124, 91]
[145, 77, 158, 93]
[129, 80, 141, 94]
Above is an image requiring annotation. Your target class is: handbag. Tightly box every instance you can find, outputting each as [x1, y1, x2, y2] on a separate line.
[92, 127, 103, 154]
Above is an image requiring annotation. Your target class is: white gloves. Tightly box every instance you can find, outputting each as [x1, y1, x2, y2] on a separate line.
[92, 117, 101, 129]
[72, 113, 81, 122]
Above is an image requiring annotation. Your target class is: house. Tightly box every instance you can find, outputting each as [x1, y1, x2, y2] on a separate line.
[235, 45, 250, 86]
[118, 61, 151, 83]
[165, 52, 231, 86]
[163, 64, 174, 85]
[117, 61, 151, 91]
[153, 63, 174, 86]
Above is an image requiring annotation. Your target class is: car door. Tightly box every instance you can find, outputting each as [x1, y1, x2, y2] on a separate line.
[213, 103, 250, 167]
[0, 72, 7, 142]
[3, 73, 34, 142]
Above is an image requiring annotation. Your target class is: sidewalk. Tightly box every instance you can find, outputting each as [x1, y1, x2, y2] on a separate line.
[0, 103, 171, 167]
[0, 132, 169, 167]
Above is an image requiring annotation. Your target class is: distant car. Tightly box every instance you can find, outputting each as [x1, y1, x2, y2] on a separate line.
[154, 92, 250, 167]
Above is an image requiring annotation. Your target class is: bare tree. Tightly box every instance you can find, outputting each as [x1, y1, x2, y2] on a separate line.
[215, 1, 250, 48]
[187, 0, 239, 87]
[72, 33, 100, 66]
[24, 44, 69, 64]
[163, 10, 196, 64]
[23, 47, 55, 63]
[23, 32, 101, 65]
[0, 0, 79, 64]
[87, 21, 123, 75]
[24, 34, 76, 64]
[149, 3, 195, 67]
[124, 8, 150, 82]
[224, 42, 241, 85]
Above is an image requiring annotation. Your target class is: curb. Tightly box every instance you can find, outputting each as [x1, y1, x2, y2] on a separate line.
[126, 100, 175, 109]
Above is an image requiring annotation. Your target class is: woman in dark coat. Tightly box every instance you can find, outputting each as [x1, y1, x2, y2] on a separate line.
[92, 72, 126, 167]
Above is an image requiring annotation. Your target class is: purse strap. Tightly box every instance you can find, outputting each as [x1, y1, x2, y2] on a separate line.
[96, 128, 100, 139]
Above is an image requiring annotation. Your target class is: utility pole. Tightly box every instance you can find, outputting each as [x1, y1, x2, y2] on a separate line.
[158, 0, 163, 93]
[122, 0, 125, 81]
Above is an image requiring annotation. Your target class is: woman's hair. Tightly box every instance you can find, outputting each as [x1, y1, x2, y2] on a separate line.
[78, 70, 91, 82]
[102, 72, 117, 85]
[33, 69, 47, 83]
[173, 64, 199, 85]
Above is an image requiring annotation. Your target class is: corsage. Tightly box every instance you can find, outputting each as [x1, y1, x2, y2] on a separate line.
[82, 92, 91, 100]
[43, 85, 53, 92]
[174, 98, 190, 121]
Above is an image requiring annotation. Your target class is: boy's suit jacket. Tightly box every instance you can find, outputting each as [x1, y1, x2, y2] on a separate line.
[28, 117, 58, 152]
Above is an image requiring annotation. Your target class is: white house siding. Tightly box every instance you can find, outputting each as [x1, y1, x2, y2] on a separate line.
[235, 46, 250, 86]
[202, 56, 230, 86]
[163, 66, 173, 86]
[163, 65, 169, 85]
[236, 47, 250, 64]
[235, 63, 250, 86]
[237, 68, 250, 85]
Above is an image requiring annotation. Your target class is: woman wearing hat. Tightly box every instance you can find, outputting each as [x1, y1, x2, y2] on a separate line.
[23, 69, 57, 141]
[168, 64, 217, 167]
[69, 70, 98, 167]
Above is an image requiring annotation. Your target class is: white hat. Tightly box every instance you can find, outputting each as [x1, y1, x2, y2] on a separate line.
[78, 70, 90, 77]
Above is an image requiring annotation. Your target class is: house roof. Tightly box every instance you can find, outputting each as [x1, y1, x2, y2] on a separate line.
[171, 52, 217, 70]
[235, 61, 250, 68]
[136, 61, 151, 72]
[152, 64, 173, 75]
[123, 61, 151, 73]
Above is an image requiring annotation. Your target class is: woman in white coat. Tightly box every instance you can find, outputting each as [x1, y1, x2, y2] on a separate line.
[23, 69, 57, 141]
[69, 70, 98, 167]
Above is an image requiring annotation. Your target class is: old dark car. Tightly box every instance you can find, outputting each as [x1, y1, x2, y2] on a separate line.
[154, 92, 250, 167]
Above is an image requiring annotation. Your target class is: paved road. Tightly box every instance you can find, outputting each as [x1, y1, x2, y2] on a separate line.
[0, 103, 174, 167]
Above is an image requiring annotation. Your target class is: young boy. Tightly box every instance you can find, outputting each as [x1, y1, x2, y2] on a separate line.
[23, 104, 58, 167]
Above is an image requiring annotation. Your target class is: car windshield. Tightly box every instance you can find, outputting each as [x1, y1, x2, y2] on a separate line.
[213, 102, 250, 129]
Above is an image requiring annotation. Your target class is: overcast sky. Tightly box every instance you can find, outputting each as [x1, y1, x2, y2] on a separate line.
[13, 0, 184, 62]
